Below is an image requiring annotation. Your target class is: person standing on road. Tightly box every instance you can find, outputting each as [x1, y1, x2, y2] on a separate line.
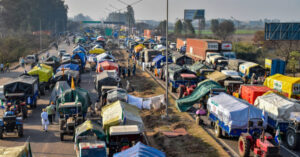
[41, 108, 49, 132]
[20, 57, 25, 68]
[127, 66, 131, 77]
[132, 63, 136, 76]
[46, 103, 55, 124]
[0, 63, 3, 73]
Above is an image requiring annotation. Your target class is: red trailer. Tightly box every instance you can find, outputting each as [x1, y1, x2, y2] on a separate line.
[240, 85, 272, 105]
[176, 38, 186, 50]
[96, 61, 119, 73]
[186, 38, 220, 61]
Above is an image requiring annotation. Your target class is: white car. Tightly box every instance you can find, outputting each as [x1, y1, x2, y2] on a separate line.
[62, 54, 71, 61]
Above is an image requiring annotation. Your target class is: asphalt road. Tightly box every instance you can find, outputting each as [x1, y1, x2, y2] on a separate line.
[143, 65, 300, 157]
[0, 41, 88, 157]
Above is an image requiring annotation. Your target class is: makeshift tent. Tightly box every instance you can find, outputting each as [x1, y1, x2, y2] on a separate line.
[28, 66, 52, 83]
[107, 88, 128, 104]
[171, 52, 193, 66]
[96, 61, 118, 73]
[206, 71, 229, 83]
[95, 70, 119, 93]
[3, 75, 39, 98]
[49, 81, 70, 104]
[264, 74, 300, 98]
[240, 85, 272, 104]
[151, 55, 172, 68]
[143, 49, 161, 63]
[53, 70, 80, 85]
[56, 88, 91, 114]
[61, 59, 80, 65]
[75, 120, 106, 145]
[56, 63, 80, 73]
[127, 94, 165, 110]
[254, 93, 300, 121]
[33, 63, 53, 73]
[101, 100, 144, 131]
[134, 44, 146, 53]
[73, 45, 86, 54]
[187, 62, 211, 75]
[208, 93, 265, 130]
[72, 52, 86, 69]
[113, 142, 165, 157]
[176, 79, 224, 112]
[89, 45, 105, 54]
[96, 53, 115, 63]
[0, 142, 32, 157]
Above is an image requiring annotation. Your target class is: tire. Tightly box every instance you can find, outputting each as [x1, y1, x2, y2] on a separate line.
[17, 125, 23, 137]
[214, 123, 222, 138]
[286, 129, 300, 150]
[178, 86, 184, 98]
[60, 132, 64, 141]
[40, 87, 45, 96]
[0, 127, 3, 139]
[21, 106, 27, 119]
[59, 119, 65, 131]
[238, 135, 251, 157]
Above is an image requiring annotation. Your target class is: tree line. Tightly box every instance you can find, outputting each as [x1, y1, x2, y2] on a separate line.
[0, 0, 68, 33]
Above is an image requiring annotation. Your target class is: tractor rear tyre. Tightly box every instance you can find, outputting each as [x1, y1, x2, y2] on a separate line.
[17, 125, 23, 137]
[21, 106, 27, 119]
[60, 132, 64, 141]
[59, 119, 65, 130]
[238, 135, 251, 157]
[0, 127, 3, 139]
[214, 124, 222, 138]
[286, 129, 300, 150]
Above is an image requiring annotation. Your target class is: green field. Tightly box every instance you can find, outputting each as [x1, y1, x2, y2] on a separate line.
[199, 29, 259, 35]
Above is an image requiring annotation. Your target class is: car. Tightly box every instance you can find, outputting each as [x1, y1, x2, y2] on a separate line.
[25, 55, 36, 64]
[62, 54, 71, 61]
[169, 42, 176, 50]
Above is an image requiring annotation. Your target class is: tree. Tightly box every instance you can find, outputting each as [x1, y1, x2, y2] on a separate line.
[210, 19, 235, 40]
[73, 13, 93, 21]
[156, 20, 166, 36]
[174, 20, 183, 35]
[183, 20, 195, 36]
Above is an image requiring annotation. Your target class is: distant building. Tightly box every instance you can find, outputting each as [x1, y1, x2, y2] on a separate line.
[106, 12, 127, 25]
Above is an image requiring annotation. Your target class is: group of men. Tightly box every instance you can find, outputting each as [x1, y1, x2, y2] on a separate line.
[41, 102, 56, 132]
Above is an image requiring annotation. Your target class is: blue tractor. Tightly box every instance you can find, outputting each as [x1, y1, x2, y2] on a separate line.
[0, 111, 23, 138]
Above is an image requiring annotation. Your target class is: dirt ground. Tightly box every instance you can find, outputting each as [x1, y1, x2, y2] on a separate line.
[113, 49, 229, 157]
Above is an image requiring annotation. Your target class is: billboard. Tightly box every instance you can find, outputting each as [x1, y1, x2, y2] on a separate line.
[184, 9, 205, 20]
[265, 23, 300, 40]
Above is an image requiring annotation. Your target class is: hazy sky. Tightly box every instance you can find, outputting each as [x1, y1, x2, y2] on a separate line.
[65, 0, 300, 22]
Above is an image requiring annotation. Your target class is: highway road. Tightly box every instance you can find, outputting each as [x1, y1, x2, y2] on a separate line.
[142, 63, 300, 157]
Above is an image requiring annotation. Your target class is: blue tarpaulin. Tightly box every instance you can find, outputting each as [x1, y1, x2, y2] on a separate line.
[72, 52, 86, 69]
[73, 45, 86, 54]
[152, 55, 172, 68]
[56, 63, 80, 73]
[113, 142, 165, 157]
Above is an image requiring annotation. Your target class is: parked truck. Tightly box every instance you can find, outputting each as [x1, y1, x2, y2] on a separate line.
[186, 38, 221, 62]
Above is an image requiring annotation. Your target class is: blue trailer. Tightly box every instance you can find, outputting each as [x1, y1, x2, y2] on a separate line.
[265, 58, 286, 76]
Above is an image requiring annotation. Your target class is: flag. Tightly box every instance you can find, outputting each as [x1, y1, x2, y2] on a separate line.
[71, 77, 75, 90]
[275, 127, 281, 144]
[75, 94, 79, 105]
[0, 99, 4, 109]
[261, 109, 266, 122]
[60, 87, 65, 104]
[68, 73, 70, 80]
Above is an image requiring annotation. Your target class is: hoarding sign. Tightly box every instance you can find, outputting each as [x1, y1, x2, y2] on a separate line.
[184, 10, 205, 20]
[265, 23, 300, 40]
[105, 28, 113, 36]
[221, 43, 232, 51]
[273, 80, 282, 91]
[207, 43, 219, 51]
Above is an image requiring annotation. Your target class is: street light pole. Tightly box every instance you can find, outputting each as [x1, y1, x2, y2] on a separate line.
[165, 0, 169, 117]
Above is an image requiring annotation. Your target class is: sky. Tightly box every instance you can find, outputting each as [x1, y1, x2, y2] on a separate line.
[64, 0, 300, 22]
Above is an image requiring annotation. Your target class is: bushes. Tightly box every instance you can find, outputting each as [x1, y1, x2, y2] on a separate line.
[233, 42, 262, 62]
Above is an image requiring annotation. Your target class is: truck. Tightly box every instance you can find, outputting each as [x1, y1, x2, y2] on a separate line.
[220, 42, 236, 59]
[265, 58, 286, 76]
[186, 38, 221, 62]
[176, 38, 186, 53]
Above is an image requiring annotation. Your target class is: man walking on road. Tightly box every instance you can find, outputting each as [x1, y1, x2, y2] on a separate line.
[46, 102, 55, 124]
[41, 108, 49, 132]
[132, 63, 136, 76]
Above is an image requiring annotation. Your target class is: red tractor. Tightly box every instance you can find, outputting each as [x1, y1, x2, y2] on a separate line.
[178, 84, 196, 98]
[238, 120, 280, 157]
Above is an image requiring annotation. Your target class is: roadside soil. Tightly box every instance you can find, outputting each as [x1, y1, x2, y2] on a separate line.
[113, 49, 229, 157]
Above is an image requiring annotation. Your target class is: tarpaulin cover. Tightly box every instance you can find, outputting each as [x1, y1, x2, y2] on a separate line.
[3, 75, 38, 97]
[143, 49, 161, 63]
[208, 92, 264, 129]
[96, 53, 115, 63]
[240, 85, 272, 104]
[72, 52, 86, 69]
[113, 142, 165, 157]
[89, 46, 105, 54]
[134, 44, 146, 53]
[33, 64, 53, 73]
[254, 93, 300, 121]
[28, 66, 53, 83]
[50, 81, 70, 104]
[151, 55, 172, 68]
[95, 70, 119, 90]
[96, 61, 118, 73]
[101, 100, 143, 131]
[228, 59, 246, 71]
[239, 62, 259, 75]
[75, 120, 106, 145]
[187, 62, 210, 74]
[87, 54, 98, 63]
[73, 45, 86, 53]
[57, 63, 80, 73]
[206, 71, 228, 82]
[127, 94, 165, 110]
[45, 56, 60, 63]
[56, 88, 91, 114]
[176, 80, 224, 112]
[107, 88, 128, 104]
[54, 70, 79, 81]
[0, 142, 32, 157]
[264, 74, 300, 98]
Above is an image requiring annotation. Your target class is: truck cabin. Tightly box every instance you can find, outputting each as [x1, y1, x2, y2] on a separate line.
[106, 88, 128, 105]
[216, 59, 228, 70]
[224, 80, 243, 94]
[249, 65, 265, 79]
[58, 102, 83, 118]
[100, 86, 118, 106]
[205, 52, 220, 64]
[222, 52, 236, 59]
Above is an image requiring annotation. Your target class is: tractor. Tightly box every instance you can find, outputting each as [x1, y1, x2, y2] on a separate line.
[5, 93, 28, 119]
[0, 111, 23, 138]
[238, 119, 280, 157]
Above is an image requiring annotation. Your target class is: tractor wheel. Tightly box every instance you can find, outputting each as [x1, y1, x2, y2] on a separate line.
[60, 132, 64, 141]
[214, 123, 222, 138]
[238, 135, 251, 157]
[59, 119, 65, 131]
[0, 127, 3, 139]
[178, 86, 184, 98]
[40, 87, 45, 96]
[286, 129, 300, 150]
[17, 125, 23, 137]
[21, 106, 27, 119]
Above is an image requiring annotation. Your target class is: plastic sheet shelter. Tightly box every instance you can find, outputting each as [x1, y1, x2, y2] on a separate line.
[33, 64, 53, 73]
[240, 85, 272, 105]
[113, 142, 165, 157]
[75, 120, 106, 145]
[134, 44, 146, 53]
[89, 45, 106, 54]
[208, 92, 264, 130]
[96, 53, 115, 63]
[0, 142, 32, 157]
[264, 74, 300, 98]
[176, 79, 224, 112]
[206, 71, 229, 83]
[95, 70, 119, 93]
[171, 52, 193, 66]
[53, 70, 80, 85]
[50, 81, 70, 104]
[56, 88, 92, 114]
[73, 45, 86, 54]
[187, 62, 210, 75]
[143, 49, 161, 63]
[101, 100, 143, 131]
[254, 92, 300, 121]
[3, 75, 39, 99]
[56, 63, 80, 73]
[72, 52, 86, 70]
[28, 66, 53, 83]
[96, 61, 118, 73]
[151, 55, 172, 69]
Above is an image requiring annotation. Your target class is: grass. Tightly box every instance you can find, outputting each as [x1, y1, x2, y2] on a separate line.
[169, 29, 260, 35]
